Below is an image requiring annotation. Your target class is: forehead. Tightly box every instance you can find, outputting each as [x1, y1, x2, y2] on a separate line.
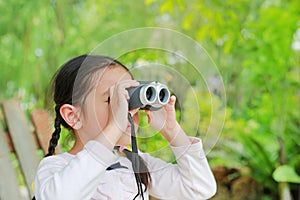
[97, 65, 132, 91]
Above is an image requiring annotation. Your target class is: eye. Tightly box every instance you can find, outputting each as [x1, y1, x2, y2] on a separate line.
[106, 96, 110, 104]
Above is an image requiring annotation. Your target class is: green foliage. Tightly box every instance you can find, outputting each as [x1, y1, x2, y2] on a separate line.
[153, 0, 300, 198]
[1, 0, 300, 199]
[273, 165, 300, 184]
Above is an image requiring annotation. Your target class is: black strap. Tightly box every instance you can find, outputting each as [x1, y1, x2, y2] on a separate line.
[128, 113, 144, 200]
[106, 162, 128, 171]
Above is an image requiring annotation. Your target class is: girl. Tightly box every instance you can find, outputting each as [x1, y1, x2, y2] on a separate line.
[33, 54, 216, 200]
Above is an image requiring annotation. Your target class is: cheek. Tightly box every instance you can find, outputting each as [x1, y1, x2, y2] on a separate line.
[97, 105, 109, 130]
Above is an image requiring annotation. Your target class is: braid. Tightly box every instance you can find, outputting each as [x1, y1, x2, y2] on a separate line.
[32, 115, 61, 198]
[45, 107, 62, 157]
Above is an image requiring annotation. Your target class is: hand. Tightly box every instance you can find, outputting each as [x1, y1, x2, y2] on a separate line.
[145, 95, 181, 137]
[98, 80, 139, 150]
[107, 80, 139, 133]
[146, 95, 191, 146]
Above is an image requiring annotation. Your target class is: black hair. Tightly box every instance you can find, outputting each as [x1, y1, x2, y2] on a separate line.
[33, 55, 151, 199]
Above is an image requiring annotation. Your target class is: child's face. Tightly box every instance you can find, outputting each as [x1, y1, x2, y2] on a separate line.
[77, 65, 139, 146]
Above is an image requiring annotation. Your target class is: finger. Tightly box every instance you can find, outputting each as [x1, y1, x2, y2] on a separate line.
[125, 90, 130, 100]
[109, 85, 116, 98]
[116, 86, 129, 99]
[169, 95, 176, 105]
[117, 79, 139, 89]
[114, 80, 139, 99]
[165, 95, 176, 111]
[113, 80, 133, 95]
[145, 110, 151, 115]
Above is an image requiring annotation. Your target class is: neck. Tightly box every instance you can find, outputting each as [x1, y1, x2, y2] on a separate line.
[68, 134, 84, 155]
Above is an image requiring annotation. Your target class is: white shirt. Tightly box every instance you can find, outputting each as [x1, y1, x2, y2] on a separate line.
[34, 137, 216, 200]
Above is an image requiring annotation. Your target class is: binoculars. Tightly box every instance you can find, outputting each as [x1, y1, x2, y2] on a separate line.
[127, 81, 170, 111]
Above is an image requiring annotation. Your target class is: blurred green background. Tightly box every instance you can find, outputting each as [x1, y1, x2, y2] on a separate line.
[1, 0, 300, 199]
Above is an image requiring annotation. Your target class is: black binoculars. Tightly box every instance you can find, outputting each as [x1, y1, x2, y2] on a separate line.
[127, 81, 170, 111]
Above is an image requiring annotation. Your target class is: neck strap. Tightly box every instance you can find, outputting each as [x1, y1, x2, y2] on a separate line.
[128, 113, 144, 200]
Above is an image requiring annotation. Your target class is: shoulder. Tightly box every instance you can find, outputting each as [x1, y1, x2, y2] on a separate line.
[37, 153, 73, 172]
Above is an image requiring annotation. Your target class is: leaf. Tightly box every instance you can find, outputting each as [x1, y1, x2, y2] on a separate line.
[159, 0, 174, 14]
[182, 13, 193, 30]
[272, 165, 300, 183]
[145, 0, 157, 5]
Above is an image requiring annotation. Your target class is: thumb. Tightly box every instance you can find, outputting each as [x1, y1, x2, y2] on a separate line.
[145, 110, 151, 124]
[165, 95, 176, 111]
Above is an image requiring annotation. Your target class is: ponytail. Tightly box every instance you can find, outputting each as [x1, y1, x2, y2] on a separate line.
[45, 106, 62, 157]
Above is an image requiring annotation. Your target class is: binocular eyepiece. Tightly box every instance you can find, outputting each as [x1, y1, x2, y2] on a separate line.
[127, 81, 170, 110]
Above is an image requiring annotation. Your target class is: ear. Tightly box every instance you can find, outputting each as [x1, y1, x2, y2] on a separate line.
[59, 104, 82, 130]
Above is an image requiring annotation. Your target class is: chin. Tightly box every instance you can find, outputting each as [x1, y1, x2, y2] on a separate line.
[116, 133, 131, 146]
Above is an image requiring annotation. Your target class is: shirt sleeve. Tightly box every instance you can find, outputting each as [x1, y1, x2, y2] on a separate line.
[34, 141, 118, 200]
[141, 137, 217, 200]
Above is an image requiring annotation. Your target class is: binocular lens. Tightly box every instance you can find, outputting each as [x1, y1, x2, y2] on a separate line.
[146, 87, 153, 101]
[144, 86, 156, 103]
[158, 88, 169, 104]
